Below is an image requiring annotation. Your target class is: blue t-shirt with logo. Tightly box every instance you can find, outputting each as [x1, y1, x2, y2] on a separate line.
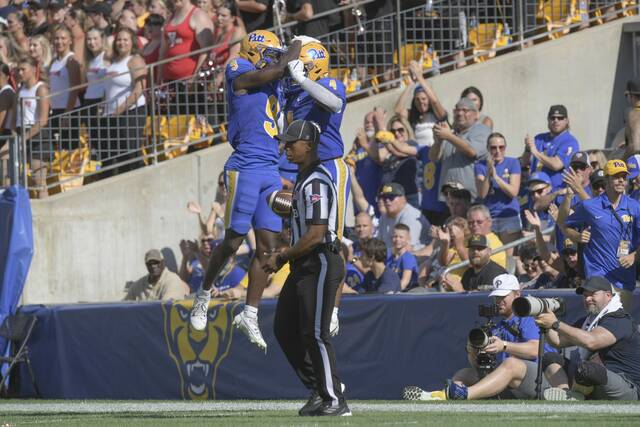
[475, 157, 521, 218]
[344, 261, 365, 292]
[530, 131, 579, 191]
[386, 251, 418, 289]
[491, 315, 557, 364]
[418, 146, 447, 213]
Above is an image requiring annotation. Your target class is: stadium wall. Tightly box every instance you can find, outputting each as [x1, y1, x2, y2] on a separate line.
[24, 17, 636, 304]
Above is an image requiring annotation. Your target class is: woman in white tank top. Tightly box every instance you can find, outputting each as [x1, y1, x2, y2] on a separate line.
[84, 28, 108, 106]
[0, 62, 15, 187]
[100, 27, 147, 174]
[15, 57, 51, 197]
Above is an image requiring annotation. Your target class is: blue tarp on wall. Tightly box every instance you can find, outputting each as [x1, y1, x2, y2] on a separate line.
[0, 186, 33, 377]
[18, 291, 640, 400]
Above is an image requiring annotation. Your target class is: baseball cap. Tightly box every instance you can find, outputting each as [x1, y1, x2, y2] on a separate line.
[27, 0, 45, 10]
[576, 276, 614, 295]
[627, 154, 640, 179]
[626, 78, 640, 95]
[489, 274, 520, 297]
[144, 249, 164, 264]
[441, 181, 464, 193]
[570, 152, 589, 168]
[547, 105, 568, 119]
[604, 159, 629, 176]
[47, 0, 65, 10]
[561, 238, 577, 254]
[590, 168, 606, 186]
[378, 182, 405, 197]
[527, 171, 551, 190]
[276, 119, 320, 144]
[455, 97, 478, 112]
[87, 2, 112, 17]
[467, 234, 488, 248]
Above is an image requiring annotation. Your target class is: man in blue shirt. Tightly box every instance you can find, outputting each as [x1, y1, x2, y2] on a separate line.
[626, 154, 640, 201]
[360, 238, 400, 294]
[564, 159, 640, 313]
[403, 274, 560, 401]
[524, 105, 580, 191]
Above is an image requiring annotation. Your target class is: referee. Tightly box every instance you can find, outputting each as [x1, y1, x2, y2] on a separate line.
[263, 120, 350, 417]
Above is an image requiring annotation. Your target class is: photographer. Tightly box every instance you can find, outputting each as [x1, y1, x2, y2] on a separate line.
[404, 274, 560, 400]
[535, 276, 640, 401]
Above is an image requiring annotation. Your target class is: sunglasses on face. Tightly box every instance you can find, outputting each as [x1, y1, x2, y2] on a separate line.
[391, 127, 406, 135]
[592, 183, 605, 191]
[571, 164, 588, 171]
[531, 188, 545, 195]
[549, 116, 566, 122]
[489, 145, 506, 151]
[381, 195, 397, 201]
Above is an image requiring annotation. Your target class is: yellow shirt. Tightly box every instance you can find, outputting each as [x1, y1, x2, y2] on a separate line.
[447, 232, 507, 280]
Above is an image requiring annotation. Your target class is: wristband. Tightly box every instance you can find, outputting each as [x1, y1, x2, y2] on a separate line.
[551, 321, 560, 331]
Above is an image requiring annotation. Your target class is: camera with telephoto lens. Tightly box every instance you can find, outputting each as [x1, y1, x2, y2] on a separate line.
[467, 304, 499, 378]
[512, 296, 565, 318]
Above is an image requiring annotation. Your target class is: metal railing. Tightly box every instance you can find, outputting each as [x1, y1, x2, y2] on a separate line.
[12, 0, 638, 196]
[440, 225, 556, 280]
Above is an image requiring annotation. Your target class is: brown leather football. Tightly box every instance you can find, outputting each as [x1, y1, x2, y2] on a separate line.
[268, 190, 293, 217]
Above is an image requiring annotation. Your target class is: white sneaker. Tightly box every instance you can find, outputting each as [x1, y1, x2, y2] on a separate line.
[330, 311, 339, 337]
[233, 311, 267, 351]
[190, 289, 211, 331]
[402, 385, 446, 401]
[543, 387, 585, 401]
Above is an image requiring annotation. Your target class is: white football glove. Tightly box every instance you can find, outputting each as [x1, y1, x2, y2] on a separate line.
[330, 307, 339, 337]
[287, 59, 306, 84]
[292, 35, 321, 46]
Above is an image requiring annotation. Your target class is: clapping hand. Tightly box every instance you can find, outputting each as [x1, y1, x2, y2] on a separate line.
[487, 157, 496, 179]
[408, 60, 422, 82]
[524, 209, 541, 229]
[562, 167, 582, 193]
[524, 134, 536, 154]
[433, 121, 453, 141]
[373, 107, 386, 131]
[548, 203, 559, 222]
[580, 226, 591, 244]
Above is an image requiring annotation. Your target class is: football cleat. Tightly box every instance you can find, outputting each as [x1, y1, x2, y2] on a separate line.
[542, 387, 585, 401]
[190, 288, 211, 331]
[233, 310, 267, 352]
[298, 390, 322, 416]
[310, 400, 352, 417]
[403, 385, 447, 401]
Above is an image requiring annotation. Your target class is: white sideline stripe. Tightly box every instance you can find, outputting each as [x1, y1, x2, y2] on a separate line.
[2, 402, 640, 414]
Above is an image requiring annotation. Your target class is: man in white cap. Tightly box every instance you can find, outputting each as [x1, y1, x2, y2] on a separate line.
[403, 274, 563, 401]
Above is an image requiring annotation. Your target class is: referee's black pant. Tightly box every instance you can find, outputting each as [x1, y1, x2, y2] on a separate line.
[274, 247, 345, 405]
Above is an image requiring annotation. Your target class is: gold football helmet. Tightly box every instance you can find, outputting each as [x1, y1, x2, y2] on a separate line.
[299, 42, 329, 81]
[239, 30, 283, 69]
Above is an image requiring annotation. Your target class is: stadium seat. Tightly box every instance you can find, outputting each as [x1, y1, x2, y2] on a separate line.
[47, 131, 96, 195]
[593, 0, 637, 25]
[537, 0, 587, 39]
[142, 115, 192, 165]
[468, 23, 511, 63]
[393, 43, 438, 71]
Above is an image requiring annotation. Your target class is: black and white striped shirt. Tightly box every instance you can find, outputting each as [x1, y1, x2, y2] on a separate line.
[291, 162, 338, 246]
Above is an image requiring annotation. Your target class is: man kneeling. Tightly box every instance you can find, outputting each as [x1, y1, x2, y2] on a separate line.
[404, 274, 567, 400]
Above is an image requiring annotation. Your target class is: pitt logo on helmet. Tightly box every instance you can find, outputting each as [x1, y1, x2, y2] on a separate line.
[240, 30, 283, 69]
[299, 42, 329, 81]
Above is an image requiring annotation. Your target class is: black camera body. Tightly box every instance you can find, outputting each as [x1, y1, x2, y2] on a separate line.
[468, 304, 499, 378]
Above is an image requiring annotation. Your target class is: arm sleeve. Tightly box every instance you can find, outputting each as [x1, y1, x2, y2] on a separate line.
[475, 160, 487, 178]
[299, 78, 344, 113]
[303, 179, 331, 225]
[401, 252, 418, 272]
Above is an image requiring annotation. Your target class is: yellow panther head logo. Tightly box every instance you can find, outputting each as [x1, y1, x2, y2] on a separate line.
[162, 300, 240, 400]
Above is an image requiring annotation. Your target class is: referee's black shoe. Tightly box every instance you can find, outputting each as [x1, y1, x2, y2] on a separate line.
[298, 391, 322, 416]
[310, 400, 352, 417]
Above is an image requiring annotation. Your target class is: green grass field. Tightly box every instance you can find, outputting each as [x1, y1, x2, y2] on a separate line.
[2, 401, 640, 426]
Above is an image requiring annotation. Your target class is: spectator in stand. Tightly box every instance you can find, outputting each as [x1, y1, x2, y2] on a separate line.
[128, 0, 150, 32]
[0, 62, 14, 187]
[124, 249, 190, 301]
[117, 9, 148, 47]
[208, 0, 245, 89]
[0, 35, 19, 69]
[377, 182, 431, 254]
[445, 234, 506, 292]
[342, 242, 365, 294]
[376, 116, 419, 208]
[15, 57, 50, 198]
[621, 78, 640, 159]
[0, 0, 17, 20]
[387, 223, 419, 291]
[525, 171, 554, 231]
[87, 2, 113, 35]
[431, 216, 469, 289]
[50, 25, 82, 150]
[102, 27, 147, 171]
[160, 0, 213, 82]
[466, 204, 507, 268]
[7, 11, 29, 55]
[461, 86, 493, 130]
[418, 141, 448, 226]
[430, 97, 490, 201]
[627, 155, 640, 201]
[179, 233, 215, 293]
[149, 0, 170, 20]
[142, 13, 164, 66]
[64, 8, 87, 66]
[475, 132, 522, 250]
[26, 0, 49, 36]
[360, 238, 401, 294]
[348, 111, 382, 212]
[283, 0, 336, 38]
[442, 183, 471, 219]
[590, 168, 607, 198]
[563, 160, 640, 312]
[28, 35, 52, 72]
[352, 211, 374, 258]
[198, 0, 218, 23]
[523, 105, 580, 191]
[237, 0, 269, 33]
[516, 244, 553, 289]
[47, 0, 67, 27]
[394, 61, 447, 148]
[587, 149, 608, 171]
[84, 28, 108, 139]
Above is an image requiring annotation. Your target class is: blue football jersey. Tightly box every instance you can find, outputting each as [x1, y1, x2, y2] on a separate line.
[225, 58, 282, 170]
[286, 77, 346, 161]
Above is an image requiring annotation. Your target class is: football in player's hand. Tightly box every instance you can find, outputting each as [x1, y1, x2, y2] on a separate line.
[268, 190, 293, 217]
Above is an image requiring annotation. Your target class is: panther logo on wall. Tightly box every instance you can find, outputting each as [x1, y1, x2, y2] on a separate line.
[162, 300, 240, 400]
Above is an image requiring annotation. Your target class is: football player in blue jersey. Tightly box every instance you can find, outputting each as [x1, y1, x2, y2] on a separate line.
[190, 30, 301, 351]
[283, 39, 348, 336]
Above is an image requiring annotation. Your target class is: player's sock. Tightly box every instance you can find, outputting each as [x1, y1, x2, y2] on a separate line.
[244, 305, 258, 319]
